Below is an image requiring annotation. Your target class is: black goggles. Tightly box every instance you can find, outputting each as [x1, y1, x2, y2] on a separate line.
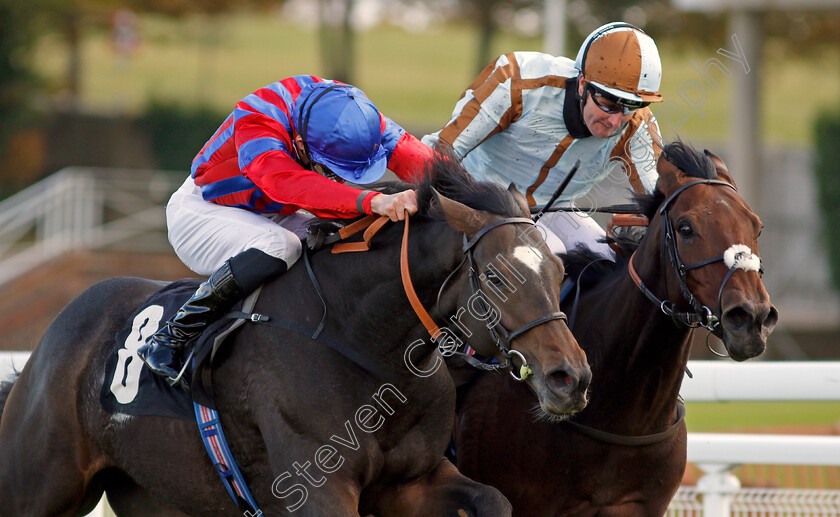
[585, 83, 649, 115]
[311, 161, 339, 181]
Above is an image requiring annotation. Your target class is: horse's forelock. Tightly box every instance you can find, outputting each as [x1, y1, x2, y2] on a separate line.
[629, 140, 713, 233]
[661, 140, 717, 180]
[417, 152, 523, 220]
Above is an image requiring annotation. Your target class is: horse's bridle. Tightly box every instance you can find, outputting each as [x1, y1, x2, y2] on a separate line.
[628, 179, 763, 333]
[401, 215, 567, 381]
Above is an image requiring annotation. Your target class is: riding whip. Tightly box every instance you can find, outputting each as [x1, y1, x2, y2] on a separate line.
[532, 159, 581, 222]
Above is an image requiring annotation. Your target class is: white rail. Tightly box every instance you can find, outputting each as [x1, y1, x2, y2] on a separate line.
[674, 361, 840, 516]
[2, 356, 838, 516]
[0, 167, 182, 287]
[688, 433, 840, 466]
[681, 361, 840, 402]
[0, 352, 30, 380]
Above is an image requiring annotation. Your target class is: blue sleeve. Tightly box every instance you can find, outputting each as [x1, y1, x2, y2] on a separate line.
[380, 115, 406, 155]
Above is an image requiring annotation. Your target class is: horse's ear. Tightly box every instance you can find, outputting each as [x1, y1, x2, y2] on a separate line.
[432, 188, 491, 236]
[703, 149, 738, 189]
[507, 183, 531, 217]
[654, 152, 686, 195]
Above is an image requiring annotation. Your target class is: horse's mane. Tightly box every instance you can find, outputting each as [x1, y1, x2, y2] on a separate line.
[0, 371, 18, 420]
[323, 150, 522, 230]
[561, 243, 630, 291]
[562, 140, 717, 285]
[416, 151, 523, 219]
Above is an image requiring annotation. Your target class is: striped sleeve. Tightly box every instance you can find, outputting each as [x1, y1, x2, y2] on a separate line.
[435, 53, 523, 159]
[233, 83, 371, 218]
[388, 132, 436, 183]
[243, 150, 375, 218]
[608, 108, 663, 194]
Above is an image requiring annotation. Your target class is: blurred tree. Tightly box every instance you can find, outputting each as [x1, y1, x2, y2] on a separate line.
[814, 109, 840, 294]
[33, 0, 286, 110]
[124, 0, 280, 16]
[460, 0, 539, 74]
[0, 1, 40, 128]
[568, 1, 840, 55]
[449, 0, 840, 67]
[318, 0, 356, 83]
[0, 0, 47, 196]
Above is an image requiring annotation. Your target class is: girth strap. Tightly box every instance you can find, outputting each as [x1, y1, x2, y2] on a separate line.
[194, 404, 261, 515]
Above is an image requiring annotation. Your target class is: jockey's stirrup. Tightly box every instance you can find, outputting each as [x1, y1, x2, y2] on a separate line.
[137, 260, 245, 387]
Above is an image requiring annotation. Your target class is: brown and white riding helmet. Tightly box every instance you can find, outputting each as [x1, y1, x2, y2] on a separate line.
[574, 22, 663, 106]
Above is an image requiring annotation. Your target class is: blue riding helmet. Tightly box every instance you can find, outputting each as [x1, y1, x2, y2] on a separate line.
[293, 81, 389, 185]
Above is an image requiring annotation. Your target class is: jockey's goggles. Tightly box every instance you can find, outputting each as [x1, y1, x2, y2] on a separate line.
[311, 161, 340, 181]
[586, 83, 649, 115]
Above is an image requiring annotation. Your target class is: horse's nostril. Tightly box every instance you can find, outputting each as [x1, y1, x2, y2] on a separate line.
[763, 306, 780, 330]
[546, 368, 574, 393]
[722, 306, 751, 331]
[723, 304, 778, 334]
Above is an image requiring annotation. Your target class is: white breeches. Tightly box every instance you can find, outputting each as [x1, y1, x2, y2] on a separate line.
[166, 177, 312, 276]
[535, 207, 614, 259]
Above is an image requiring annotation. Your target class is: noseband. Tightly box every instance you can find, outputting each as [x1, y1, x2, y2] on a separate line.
[401, 215, 567, 381]
[629, 179, 763, 333]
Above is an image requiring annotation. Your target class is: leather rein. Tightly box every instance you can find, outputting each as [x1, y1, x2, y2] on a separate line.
[400, 214, 567, 382]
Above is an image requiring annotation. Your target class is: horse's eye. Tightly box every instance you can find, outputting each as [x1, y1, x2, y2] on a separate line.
[485, 271, 504, 286]
[678, 222, 693, 238]
[758, 226, 764, 238]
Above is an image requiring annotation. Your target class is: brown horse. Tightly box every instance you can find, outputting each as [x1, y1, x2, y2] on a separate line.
[450, 142, 778, 516]
[0, 155, 590, 517]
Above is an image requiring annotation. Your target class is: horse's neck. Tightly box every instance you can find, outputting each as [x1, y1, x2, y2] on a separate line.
[573, 239, 692, 434]
[321, 222, 463, 374]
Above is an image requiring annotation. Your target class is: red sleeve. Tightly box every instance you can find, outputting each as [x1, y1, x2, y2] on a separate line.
[387, 132, 437, 183]
[236, 111, 372, 218]
[243, 152, 376, 218]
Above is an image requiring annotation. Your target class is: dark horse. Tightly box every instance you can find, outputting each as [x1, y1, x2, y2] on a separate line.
[0, 155, 591, 517]
[450, 142, 779, 516]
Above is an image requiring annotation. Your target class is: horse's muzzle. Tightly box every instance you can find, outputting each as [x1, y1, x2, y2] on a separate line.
[538, 362, 591, 415]
[721, 301, 779, 361]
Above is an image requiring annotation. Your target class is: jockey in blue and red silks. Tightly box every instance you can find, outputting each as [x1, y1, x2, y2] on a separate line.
[138, 75, 435, 384]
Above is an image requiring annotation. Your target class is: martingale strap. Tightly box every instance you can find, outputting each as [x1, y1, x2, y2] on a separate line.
[564, 400, 686, 446]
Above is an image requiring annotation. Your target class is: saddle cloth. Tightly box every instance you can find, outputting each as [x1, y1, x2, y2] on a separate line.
[99, 279, 244, 420]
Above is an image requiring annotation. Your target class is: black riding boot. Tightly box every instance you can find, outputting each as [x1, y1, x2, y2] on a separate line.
[137, 260, 244, 382]
[137, 248, 288, 384]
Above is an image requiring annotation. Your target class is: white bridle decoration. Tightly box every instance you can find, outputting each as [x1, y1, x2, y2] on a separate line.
[723, 244, 761, 272]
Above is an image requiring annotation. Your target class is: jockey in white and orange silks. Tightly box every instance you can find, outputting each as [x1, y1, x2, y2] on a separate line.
[423, 22, 664, 258]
